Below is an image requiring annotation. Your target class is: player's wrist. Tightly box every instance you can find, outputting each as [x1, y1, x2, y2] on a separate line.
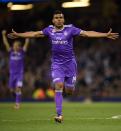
[104, 33, 108, 38]
[16, 33, 23, 38]
[15, 33, 19, 37]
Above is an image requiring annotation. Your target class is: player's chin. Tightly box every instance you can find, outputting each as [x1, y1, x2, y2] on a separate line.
[56, 23, 63, 27]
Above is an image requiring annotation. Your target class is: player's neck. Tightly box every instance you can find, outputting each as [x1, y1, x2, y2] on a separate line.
[54, 25, 64, 31]
[13, 49, 19, 53]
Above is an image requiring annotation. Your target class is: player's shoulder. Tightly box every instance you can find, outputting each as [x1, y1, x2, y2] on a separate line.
[64, 24, 74, 28]
[64, 24, 73, 27]
[48, 25, 54, 29]
[44, 25, 54, 31]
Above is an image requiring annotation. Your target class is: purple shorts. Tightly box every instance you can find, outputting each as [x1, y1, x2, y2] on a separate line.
[9, 73, 23, 88]
[51, 59, 77, 89]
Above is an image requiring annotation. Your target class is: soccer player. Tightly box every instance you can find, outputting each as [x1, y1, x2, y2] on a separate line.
[8, 10, 119, 122]
[2, 30, 30, 109]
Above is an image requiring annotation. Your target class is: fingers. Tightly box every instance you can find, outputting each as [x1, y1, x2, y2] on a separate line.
[108, 28, 112, 34]
[7, 34, 18, 39]
[107, 31, 119, 40]
[108, 35, 119, 40]
[7, 34, 14, 39]
[7, 29, 18, 39]
[2, 30, 7, 35]
[110, 33, 119, 35]
[12, 29, 17, 34]
[108, 37, 117, 40]
[109, 35, 119, 39]
[111, 33, 119, 37]
[107, 28, 119, 37]
[12, 29, 15, 33]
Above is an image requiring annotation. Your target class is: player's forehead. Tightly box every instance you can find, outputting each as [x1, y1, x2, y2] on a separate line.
[53, 13, 64, 19]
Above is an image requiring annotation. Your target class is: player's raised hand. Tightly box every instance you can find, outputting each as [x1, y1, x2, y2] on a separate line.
[2, 30, 11, 51]
[106, 28, 119, 40]
[7, 29, 19, 39]
[25, 38, 30, 44]
[2, 30, 7, 36]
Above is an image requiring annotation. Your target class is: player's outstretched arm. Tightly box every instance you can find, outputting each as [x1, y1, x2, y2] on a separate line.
[2, 30, 11, 52]
[8, 29, 45, 39]
[23, 38, 30, 52]
[80, 28, 119, 40]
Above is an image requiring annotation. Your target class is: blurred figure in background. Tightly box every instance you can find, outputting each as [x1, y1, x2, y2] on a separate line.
[2, 30, 30, 109]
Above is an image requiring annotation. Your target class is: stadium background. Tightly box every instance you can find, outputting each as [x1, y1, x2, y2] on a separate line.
[0, 0, 121, 102]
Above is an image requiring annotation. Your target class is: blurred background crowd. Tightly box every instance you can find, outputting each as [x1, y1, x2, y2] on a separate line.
[0, 0, 121, 101]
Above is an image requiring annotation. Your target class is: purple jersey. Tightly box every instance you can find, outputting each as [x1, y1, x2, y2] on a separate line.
[9, 48, 25, 74]
[42, 24, 83, 64]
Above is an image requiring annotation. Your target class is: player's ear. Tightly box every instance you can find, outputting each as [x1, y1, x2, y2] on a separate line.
[63, 18, 65, 23]
[52, 18, 54, 24]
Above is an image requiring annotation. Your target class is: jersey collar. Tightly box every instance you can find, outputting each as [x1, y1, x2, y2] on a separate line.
[53, 25, 65, 32]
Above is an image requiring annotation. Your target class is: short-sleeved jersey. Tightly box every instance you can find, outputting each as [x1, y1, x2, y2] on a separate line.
[42, 24, 83, 64]
[9, 48, 25, 74]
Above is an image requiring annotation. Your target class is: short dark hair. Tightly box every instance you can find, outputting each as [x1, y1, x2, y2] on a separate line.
[53, 10, 63, 15]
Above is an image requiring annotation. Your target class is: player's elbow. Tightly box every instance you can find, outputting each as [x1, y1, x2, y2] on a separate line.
[26, 32, 37, 38]
[32, 33, 41, 38]
[80, 31, 89, 37]
[34, 32, 44, 38]
[30, 32, 37, 38]
[83, 31, 95, 37]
